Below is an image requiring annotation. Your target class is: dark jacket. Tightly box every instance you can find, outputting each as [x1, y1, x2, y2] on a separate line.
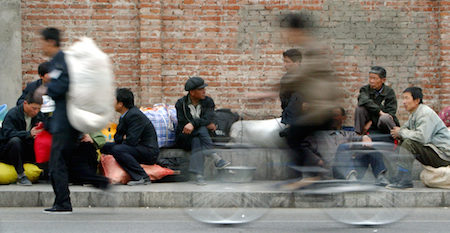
[115, 106, 159, 155]
[174, 95, 215, 150]
[0, 104, 44, 144]
[280, 73, 303, 125]
[16, 79, 43, 106]
[357, 84, 400, 128]
[46, 50, 72, 134]
[175, 95, 215, 134]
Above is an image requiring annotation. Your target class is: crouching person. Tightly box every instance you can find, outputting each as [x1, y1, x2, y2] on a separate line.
[175, 77, 230, 185]
[389, 87, 450, 189]
[101, 88, 159, 186]
[0, 93, 44, 185]
[69, 132, 109, 188]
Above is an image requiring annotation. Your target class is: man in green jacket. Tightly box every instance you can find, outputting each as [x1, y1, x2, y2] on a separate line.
[355, 66, 399, 135]
[389, 87, 450, 189]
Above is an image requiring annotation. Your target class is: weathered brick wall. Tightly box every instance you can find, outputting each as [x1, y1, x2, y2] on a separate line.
[21, 0, 447, 125]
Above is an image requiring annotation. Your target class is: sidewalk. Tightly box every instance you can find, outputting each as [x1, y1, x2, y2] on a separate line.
[1, 180, 449, 208]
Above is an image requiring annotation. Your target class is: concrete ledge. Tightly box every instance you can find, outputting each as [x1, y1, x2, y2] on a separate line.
[0, 181, 448, 208]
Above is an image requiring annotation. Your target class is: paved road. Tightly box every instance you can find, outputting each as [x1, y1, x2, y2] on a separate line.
[0, 207, 449, 233]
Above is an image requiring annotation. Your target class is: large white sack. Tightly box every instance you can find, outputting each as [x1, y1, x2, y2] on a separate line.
[229, 118, 287, 148]
[65, 37, 114, 133]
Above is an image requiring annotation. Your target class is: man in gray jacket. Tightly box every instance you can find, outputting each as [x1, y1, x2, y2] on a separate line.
[389, 87, 450, 189]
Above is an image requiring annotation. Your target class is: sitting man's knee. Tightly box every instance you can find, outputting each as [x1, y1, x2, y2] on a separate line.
[8, 137, 22, 146]
[378, 114, 391, 124]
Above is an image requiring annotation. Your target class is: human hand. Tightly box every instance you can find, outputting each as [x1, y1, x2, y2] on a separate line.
[362, 135, 372, 147]
[391, 126, 401, 139]
[182, 123, 194, 135]
[206, 123, 216, 131]
[81, 134, 94, 143]
[30, 126, 43, 138]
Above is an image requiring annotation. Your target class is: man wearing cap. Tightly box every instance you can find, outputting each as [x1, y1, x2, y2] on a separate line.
[175, 77, 230, 184]
[354, 66, 399, 135]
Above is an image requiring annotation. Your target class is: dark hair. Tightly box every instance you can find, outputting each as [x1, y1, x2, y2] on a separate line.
[369, 66, 387, 78]
[41, 27, 61, 47]
[116, 88, 134, 109]
[38, 61, 51, 77]
[280, 13, 310, 29]
[403, 87, 423, 104]
[283, 49, 302, 63]
[24, 91, 42, 105]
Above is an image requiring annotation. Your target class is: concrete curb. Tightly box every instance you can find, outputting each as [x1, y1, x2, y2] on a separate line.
[1, 181, 449, 208]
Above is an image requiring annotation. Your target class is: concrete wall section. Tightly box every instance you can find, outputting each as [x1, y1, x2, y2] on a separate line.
[0, 0, 21, 109]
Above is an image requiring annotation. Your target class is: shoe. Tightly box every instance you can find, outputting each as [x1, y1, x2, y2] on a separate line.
[375, 173, 389, 187]
[346, 171, 357, 181]
[192, 174, 207, 185]
[43, 207, 72, 214]
[215, 159, 231, 169]
[127, 177, 151, 186]
[386, 169, 413, 189]
[17, 175, 32, 186]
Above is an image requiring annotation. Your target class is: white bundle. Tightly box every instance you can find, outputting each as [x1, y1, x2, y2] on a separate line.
[65, 37, 114, 133]
[229, 118, 287, 148]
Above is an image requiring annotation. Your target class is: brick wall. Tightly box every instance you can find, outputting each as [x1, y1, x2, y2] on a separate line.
[22, 0, 448, 125]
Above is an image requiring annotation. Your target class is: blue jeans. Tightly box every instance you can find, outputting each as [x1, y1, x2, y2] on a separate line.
[333, 143, 387, 179]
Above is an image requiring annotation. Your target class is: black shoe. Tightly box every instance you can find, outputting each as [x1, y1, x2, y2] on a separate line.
[43, 207, 73, 214]
[127, 177, 151, 186]
[386, 170, 413, 189]
[17, 175, 32, 186]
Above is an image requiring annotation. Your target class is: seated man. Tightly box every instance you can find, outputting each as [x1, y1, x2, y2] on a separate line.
[389, 87, 450, 189]
[282, 107, 389, 190]
[101, 88, 159, 186]
[0, 93, 44, 185]
[17, 61, 51, 106]
[175, 77, 230, 184]
[355, 66, 399, 135]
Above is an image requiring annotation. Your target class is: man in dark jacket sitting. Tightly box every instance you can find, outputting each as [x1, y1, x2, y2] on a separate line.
[354, 66, 399, 135]
[17, 61, 51, 106]
[101, 88, 160, 186]
[175, 77, 230, 184]
[0, 93, 44, 185]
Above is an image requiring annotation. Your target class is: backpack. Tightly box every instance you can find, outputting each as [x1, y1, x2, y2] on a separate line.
[65, 37, 115, 133]
[211, 109, 240, 143]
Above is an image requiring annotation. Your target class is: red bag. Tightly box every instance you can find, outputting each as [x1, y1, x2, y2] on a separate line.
[100, 154, 130, 184]
[100, 154, 175, 184]
[142, 164, 175, 181]
[34, 123, 52, 163]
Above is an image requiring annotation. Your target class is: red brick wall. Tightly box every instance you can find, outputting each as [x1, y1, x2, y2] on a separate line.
[22, 0, 448, 125]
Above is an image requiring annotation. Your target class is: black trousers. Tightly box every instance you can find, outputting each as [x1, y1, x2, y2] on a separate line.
[69, 142, 109, 189]
[101, 143, 158, 181]
[49, 127, 79, 210]
[0, 137, 35, 174]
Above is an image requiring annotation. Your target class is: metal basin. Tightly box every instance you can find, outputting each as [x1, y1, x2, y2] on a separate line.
[217, 166, 256, 183]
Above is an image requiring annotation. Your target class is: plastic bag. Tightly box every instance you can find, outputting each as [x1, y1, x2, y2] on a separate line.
[420, 165, 450, 189]
[34, 122, 52, 163]
[65, 37, 115, 133]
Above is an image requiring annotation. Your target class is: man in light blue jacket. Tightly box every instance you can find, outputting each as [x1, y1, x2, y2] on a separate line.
[389, 87, 450, 189]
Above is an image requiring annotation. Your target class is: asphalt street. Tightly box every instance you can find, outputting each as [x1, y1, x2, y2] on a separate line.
[0, 207, 449, 233]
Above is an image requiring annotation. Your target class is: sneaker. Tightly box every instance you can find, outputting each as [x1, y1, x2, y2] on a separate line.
[43, 207, 72, 214]
[215, 159, 231, 169]
[190, 173, 206, 185]
[17, 175, 32, 186]
[375, 173, 389, 187]
[386, 170, 413, 189]
[346, 171, 357, 181]
[127, 177, 151, 186]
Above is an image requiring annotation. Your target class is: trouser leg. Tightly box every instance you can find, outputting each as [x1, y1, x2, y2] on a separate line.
[377, 114, 396, 134]
[109, 144, 150, 181]
[188, 127, 214, 175]
[49, 128, 79, 210]
[354, 106, 370, 135]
